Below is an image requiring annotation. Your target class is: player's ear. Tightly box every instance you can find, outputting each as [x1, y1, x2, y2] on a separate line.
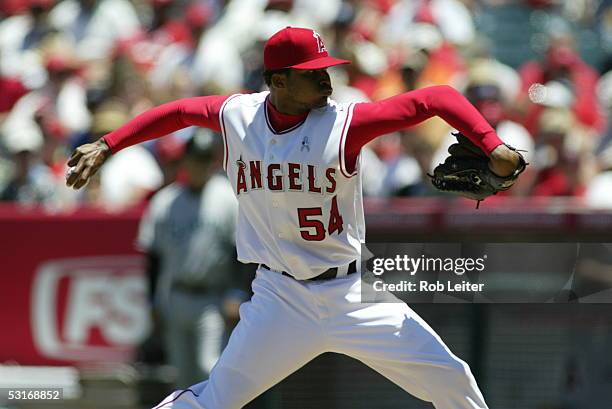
[271, 72, 288, 89]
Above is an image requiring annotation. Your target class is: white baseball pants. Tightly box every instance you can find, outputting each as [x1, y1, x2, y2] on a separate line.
[153, 267, 488, 409]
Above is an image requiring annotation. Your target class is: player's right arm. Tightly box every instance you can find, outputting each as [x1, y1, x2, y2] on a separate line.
[65, 95, 229, 190]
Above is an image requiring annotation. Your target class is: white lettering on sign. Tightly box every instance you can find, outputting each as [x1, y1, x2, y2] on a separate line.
[32, 257, 150, 362]
[63, 273, 147, 345]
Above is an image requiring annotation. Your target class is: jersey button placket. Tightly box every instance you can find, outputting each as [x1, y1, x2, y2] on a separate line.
[266, 135, 285, 245]
[267, 137, 277, 161]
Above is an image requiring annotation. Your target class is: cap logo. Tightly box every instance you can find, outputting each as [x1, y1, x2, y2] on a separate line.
[312, 31, 327, 53]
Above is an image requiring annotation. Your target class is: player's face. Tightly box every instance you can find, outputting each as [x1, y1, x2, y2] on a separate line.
[285, 68, 332, 109]
[183, 155, 217, 190]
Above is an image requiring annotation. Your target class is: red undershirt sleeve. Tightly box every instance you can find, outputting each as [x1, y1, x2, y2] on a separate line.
[344, 85, 504, 172]
[102, 95, 229, 153]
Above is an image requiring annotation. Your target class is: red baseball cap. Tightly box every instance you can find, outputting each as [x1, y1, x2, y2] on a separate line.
[264, 27, 350, 71]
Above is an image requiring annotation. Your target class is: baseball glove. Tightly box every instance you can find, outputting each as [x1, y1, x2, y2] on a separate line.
[428, 132, 528, 208]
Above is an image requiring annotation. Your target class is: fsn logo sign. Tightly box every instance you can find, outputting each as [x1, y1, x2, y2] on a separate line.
[31, 256, 151, 362]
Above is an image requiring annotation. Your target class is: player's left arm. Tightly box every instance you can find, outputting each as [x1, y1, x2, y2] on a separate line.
[345, 85, 520, 176]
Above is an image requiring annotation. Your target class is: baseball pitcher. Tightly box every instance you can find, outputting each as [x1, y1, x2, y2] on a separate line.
[66, 27, 525, 409]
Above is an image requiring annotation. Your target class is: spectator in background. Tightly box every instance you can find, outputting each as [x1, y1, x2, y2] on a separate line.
[190, 1, 248, 93]
[0, 119, 59, 205]
[48, 0, 141, 61]
[530, 107, 597, 197]
[146, 1, 213, 95]
[398, 48, 428, 92]
[0, 0, 55, 54]
[517, 29, 605, 136]
[361, 132, 427, 197]
[343, 35, 390, 100]
[137, 132, 247, 388]
[0, 0, 56, 88]
[2, 38, 91, 149]
[382, 0, 476, 48]
[397, 130, 439, 196]
[41, 48, 91, 134]
[105, 44, 156, 118]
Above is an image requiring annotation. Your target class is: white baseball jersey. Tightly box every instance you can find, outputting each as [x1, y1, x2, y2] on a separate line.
[219, 91, 365, 279]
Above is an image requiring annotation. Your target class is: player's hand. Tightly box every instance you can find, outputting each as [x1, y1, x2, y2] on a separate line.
[489, 144, 522, 177]
[222, 297, 242, 320]
[65, 139, 112, 190]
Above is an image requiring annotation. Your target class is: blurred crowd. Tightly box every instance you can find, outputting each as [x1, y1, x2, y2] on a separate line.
[0, 0, 611, 211]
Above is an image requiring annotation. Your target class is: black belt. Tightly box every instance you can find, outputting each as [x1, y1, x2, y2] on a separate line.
[259, 260, 357, 281]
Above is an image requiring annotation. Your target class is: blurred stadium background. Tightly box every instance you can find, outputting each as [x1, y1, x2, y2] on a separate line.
[1, 0, 612, 408]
